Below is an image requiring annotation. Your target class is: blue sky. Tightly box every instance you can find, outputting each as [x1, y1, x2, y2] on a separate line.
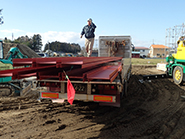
[0, 0, 185, 50]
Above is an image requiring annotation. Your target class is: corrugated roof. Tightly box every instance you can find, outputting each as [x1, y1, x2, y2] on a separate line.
[151, 45, 169, 48]
[135, 47, 149, 50]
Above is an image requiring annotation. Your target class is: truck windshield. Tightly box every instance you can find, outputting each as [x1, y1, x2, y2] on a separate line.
[0, 41, 3, 59]
[169, 50, 175, 56]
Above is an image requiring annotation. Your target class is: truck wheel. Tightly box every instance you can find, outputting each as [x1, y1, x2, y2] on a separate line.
[173, 66, 183, 85]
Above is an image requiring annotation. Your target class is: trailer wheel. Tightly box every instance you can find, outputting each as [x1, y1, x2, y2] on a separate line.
[173, 66, 183, 85]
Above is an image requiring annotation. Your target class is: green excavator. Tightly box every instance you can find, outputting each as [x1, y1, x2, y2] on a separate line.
[0, 39, 28, 96]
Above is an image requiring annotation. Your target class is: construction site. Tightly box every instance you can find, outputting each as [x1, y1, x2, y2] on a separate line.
[1, 33, 185, 139]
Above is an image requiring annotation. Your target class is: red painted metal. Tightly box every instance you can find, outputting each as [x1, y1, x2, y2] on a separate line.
[81, 57, 122, 69]
[18, 73, 37, 79]
[110, 72, 119, 83]
[1, 57, 123, 82]
[13, 57, 122, 67]
[84, 62, 122, 82]
[0, 65, 55, 79]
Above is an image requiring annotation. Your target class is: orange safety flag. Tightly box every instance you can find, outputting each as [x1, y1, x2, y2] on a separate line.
[67, 79, 75, 105]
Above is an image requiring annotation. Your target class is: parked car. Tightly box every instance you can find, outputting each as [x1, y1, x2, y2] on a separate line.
[37, 52, 48, 58]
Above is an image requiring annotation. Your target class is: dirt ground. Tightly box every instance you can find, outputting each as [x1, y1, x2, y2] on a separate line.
[1, 66, 185, 139]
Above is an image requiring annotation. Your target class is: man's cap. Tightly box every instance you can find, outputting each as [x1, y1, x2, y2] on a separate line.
[87, 18, 92, 22]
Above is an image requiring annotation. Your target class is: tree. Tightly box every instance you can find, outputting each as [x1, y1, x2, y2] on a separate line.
[31, 34, 42, 51]
[44, 41, 81, 53]
[4, 37, 11, 43]
[11, 34, 43, 51]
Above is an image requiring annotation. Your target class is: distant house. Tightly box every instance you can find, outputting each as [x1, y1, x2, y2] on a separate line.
[134, 47, 150, 58]
[149, 45, 170, 58]
[132, 51, 140, 58]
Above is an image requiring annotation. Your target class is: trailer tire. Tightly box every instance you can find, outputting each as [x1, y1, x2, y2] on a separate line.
[173, 66, 183, 85]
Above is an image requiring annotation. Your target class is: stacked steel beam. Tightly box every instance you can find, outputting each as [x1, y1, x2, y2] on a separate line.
[0, 57, 122, 82]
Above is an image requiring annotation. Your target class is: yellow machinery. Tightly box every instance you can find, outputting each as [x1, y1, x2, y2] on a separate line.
[166, 36, 185, 85]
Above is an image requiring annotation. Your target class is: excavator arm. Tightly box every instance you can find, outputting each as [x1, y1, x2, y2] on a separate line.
[5, 47, 28, 61]
[0, 41, 27, 96]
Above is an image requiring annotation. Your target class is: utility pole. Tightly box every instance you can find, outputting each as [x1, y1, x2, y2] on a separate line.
[0, 9, 4, 25]
[12, 33, 14, 41]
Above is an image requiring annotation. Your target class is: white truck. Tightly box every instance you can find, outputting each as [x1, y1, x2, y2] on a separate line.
[38, 36, 132, 107]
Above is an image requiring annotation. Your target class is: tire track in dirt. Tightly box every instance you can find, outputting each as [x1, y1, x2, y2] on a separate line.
[1, 67, 185, 139]
[97, 67, 185, 139]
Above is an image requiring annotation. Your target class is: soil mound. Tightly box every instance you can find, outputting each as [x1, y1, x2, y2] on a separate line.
[3, 43, 40, 58]
[16, 44, 41, 58]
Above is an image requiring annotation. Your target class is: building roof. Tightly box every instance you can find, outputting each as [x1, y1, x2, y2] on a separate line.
[151, 45, 169, 48]
[135, 47, 149, 50]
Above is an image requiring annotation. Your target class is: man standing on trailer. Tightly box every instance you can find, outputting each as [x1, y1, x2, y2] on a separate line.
[80, 18, 96, 57]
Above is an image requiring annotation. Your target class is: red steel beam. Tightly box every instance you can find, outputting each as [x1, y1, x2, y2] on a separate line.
[108, 64, 122, 78]
[36, 63, 122, 82]
[0, 65, 55, 79]
[13, 65, 56, 79]
[4, 57, 123, 81]
[13, 57, 122, 67]
[18, 73, 37, 79]
[13, 57, 84, 66]
[85, 63, 122, 82]
[110, 72, 119, 83]
[60, 65, 99, 80]
[82, 58, 122, 69]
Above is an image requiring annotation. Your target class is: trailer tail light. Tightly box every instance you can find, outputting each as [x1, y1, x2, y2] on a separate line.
[93, 95, 113, 102]
[41, 92, 59, 99]
[111, 85, 115, 89]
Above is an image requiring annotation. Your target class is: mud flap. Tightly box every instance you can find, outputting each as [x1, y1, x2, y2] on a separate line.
[123, 80, 128, 97]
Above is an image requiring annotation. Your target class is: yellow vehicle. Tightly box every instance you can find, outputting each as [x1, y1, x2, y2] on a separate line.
[166, 36, 185, 85]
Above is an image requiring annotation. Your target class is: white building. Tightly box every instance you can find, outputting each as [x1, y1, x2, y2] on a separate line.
[134, 47, 150, 58]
